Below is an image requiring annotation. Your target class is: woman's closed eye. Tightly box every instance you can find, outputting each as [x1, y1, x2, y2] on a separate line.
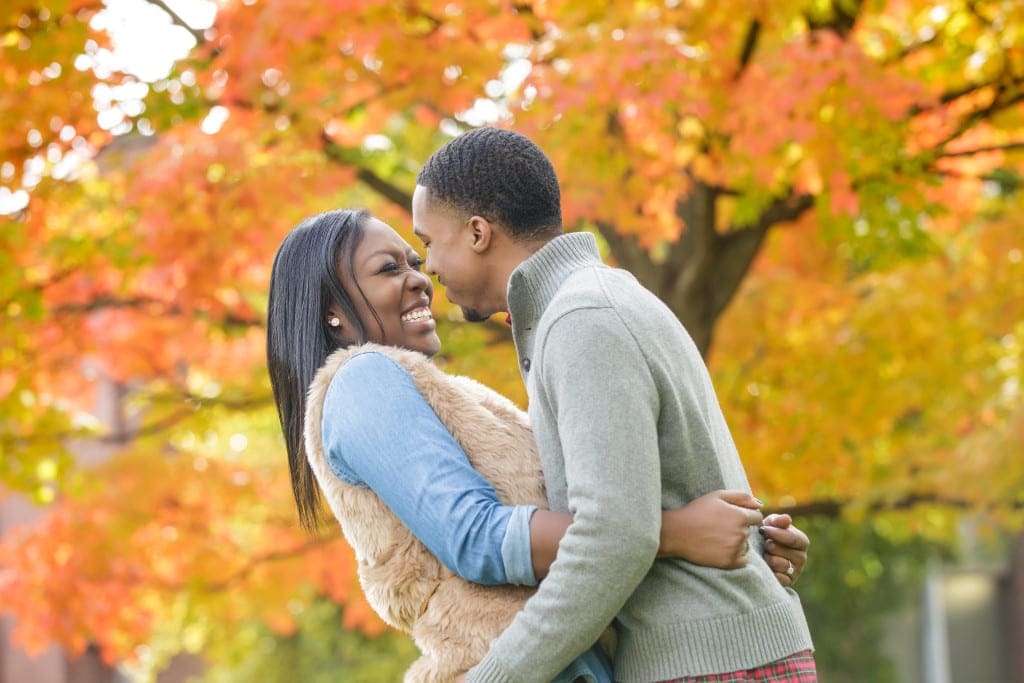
[377, 257, 423, 274]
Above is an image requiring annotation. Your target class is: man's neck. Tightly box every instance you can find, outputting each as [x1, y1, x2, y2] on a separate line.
[495, 231, 562, 312]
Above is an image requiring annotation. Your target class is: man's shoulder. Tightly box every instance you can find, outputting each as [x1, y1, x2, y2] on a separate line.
[538, 264, 696, 359]
[531, 266, 658, 352]
[541, 264, 662, 325]
[543, 264, 636, 310]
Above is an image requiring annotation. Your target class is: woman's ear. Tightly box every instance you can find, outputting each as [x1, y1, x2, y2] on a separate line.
[325, 307, 359, 347]
[325, 307, 350, 331]
[467, 215, 493, 254]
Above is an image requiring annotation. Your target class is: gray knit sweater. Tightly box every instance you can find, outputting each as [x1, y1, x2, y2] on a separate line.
[468, 233, 813, 683]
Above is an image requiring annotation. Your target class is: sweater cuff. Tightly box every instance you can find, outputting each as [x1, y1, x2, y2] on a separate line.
[500, 505, 538, 586]
[467, 654, 515, 683]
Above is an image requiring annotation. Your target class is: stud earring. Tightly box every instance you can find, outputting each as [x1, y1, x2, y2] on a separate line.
[328, 317, 341, 328]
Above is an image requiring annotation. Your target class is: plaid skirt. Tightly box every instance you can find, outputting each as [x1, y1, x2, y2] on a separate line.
[658, 649, 817, 683]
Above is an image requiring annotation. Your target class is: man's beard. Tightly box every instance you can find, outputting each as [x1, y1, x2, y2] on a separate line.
[461, 307, 490, 323]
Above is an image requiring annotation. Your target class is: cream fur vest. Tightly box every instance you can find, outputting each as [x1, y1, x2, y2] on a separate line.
[304, 344, 547, 683]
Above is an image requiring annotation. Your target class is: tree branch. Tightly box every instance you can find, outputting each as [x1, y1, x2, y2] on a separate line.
[964, 0, 997, 27]
[0, 267, 79, 312]
[804, 0, 865, 38]
[936, 140, 1024, 159]
[150, 532, 344, 592]
[509, 2, 547, 41]
[54, 296, 263, 328]
[734, 19, 762, 81]
[933, 82, 1024, 151]
[2, 388, 272, 451]
[142, 0, 206, 45]
[321, 132, 414, 213]
[777, 493, 1023, 519]
[908, 81, 1000, 117]
[355, 167, 413, 212]
[56, 295, 157, 314]
[881, 35, 938, 67]
[711, 193, 813, 320]
[595, 220, 652, 275]
[97, 409, 193, 445]
[206, 532, 343, 591]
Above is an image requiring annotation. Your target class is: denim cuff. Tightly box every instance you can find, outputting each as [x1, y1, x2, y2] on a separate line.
[500, 504, 539, 586]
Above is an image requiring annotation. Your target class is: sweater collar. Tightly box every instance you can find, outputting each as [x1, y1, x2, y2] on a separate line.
[506, 232, 602, 329]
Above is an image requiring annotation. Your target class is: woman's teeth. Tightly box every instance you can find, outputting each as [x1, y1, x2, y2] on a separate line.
[401, 308, 432, 323]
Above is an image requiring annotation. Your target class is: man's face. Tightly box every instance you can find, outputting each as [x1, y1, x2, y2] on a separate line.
[412, 185, 496, 322]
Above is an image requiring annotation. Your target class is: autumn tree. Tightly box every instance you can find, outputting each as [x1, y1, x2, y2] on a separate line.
[2, 0, 1023, 679]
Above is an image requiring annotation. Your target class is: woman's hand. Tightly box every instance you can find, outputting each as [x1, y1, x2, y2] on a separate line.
[658, 490, 763, 568]
[760, 513, 809, 586]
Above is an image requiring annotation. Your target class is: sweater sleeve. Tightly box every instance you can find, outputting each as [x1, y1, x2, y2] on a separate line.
[321, 351, 537, 586]
[468, 308, 663, 682]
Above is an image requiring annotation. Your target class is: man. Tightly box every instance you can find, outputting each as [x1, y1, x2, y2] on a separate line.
[412, 128, 815, 682]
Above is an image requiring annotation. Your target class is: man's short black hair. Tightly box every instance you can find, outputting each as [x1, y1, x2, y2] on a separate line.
[416, 127, 562, 242]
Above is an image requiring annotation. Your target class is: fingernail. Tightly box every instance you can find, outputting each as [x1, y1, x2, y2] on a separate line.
[754, 498, 764, 506]
[757, 526, 766, 537]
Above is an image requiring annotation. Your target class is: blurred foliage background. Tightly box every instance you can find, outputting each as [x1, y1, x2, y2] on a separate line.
[2, 0, 1023, 680]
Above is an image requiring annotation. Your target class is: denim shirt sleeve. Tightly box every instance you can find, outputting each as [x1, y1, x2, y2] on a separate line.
[320, 351, 537, 586]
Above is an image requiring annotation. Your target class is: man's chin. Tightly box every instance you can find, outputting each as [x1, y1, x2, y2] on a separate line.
[461, 308, 491, 323]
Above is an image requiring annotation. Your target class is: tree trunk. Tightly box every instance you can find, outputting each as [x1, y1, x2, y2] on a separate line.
[600, 183, 813, 358]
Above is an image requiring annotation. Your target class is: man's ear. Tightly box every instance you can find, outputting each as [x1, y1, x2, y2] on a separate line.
[467, 215, 493, 254]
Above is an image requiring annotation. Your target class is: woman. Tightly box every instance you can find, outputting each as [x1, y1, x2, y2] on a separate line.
[266, 209, 808, 682]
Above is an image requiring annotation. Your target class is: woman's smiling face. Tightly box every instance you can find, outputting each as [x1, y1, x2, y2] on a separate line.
[338, 217, 440, 356]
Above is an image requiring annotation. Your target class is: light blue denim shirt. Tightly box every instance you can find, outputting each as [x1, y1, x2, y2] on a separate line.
[319, 351, 612, 683]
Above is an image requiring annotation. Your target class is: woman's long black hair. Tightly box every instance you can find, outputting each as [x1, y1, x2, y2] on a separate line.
[266, 209, 372, 532]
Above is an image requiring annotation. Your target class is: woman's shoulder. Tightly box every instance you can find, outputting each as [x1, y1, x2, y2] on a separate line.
[324, 342, 429, 376]
[310, 344, 441, 410]
[308, 347, 432, 463]
[313, 344, 417, 389]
